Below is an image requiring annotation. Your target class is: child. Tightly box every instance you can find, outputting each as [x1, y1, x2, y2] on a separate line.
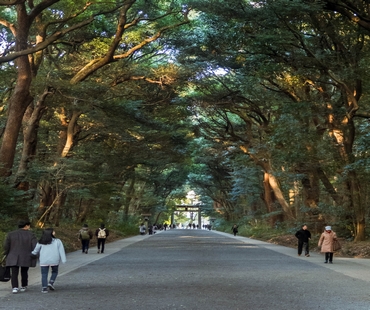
[31, 228, 66, 293]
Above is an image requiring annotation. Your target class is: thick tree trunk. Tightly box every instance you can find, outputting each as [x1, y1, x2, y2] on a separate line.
[240, 147, 294, 220]
[0, 4, 33, 177]
[15, 89, 49, 186]
[348, 171, 365, 241]
[61, 110, 82, 157]
[267, 172, 294, 219]
[0, 62, 33, 177]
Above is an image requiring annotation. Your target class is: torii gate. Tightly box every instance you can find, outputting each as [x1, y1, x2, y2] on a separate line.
[171, 204, 202, 228]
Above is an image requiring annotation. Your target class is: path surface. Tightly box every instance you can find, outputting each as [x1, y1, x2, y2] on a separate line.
[1, 229, 370, 310]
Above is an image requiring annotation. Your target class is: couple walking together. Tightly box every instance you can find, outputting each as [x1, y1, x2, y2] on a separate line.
[3, 221, 66, 294]
[295, 224, 339, 263]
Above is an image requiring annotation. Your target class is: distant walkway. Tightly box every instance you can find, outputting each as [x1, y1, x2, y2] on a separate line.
[1, 229, 370, 309]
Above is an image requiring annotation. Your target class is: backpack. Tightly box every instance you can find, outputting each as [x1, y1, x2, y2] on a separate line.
[98, 228, 106, 239]
[80, 229, 90, 240]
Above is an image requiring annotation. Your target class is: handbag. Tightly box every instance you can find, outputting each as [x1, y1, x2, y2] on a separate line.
[333, 239, 342, 251]
[0, 255, 10, 282]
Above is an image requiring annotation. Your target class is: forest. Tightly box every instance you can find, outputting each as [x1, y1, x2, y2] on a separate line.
[0, 0, 370, 241]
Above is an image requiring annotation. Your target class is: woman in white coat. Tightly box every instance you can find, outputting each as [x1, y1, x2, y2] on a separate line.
[32, 228, 66, 293]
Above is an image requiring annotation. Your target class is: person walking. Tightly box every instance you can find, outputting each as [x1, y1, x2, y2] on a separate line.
[78, 224, 93, 254]
[318, 226, 337, 264]
[95, 223, 109, 254]
[31, 228, 66, 293]
[295, 224, 311, 257]
[232, 224, 239, 236]
[139, 223, 146, 235]
[3, 220, 37, 294]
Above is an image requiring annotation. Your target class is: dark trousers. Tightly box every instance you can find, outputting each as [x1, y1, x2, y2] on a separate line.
[10, 266, 29, 288]
[81, 239, 90, 253]
[298, 241, 309, 255]
[97, 238, 106, 253]
[325, 252, 334, 262]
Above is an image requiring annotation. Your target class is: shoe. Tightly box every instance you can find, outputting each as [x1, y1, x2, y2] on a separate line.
[329, 261, 333, 264]
[298, 254, 301, 256]
[101, 252, 104, 254]
[20, 287, 27, 292]
[41, 288, 48, 293]
[48, 283, 55, 291]
[12, 288, 19, 294]
[324, 261, 328, 263]
[97, 250, 100, 254]
[85, 250, 88, 254]
[305, 254, 310, 257]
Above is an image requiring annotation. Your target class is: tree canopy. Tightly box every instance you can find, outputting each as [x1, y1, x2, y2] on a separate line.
[1, 0, 370, 240]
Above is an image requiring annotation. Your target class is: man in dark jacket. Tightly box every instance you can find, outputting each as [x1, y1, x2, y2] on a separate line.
[295, 224, 311, 257]
[78, 223, 93, 254]
[4, 220, 37, 294]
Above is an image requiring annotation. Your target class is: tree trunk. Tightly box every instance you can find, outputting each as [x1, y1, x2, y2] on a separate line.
[61, 110, 82, 157]
[263, 172, 279, 226]
[15, 88, 50, 187]
[0, 3, 33, 177]
[267, 172, 294, 219]
[77, 199, 92, 224]
[348, 170, 365, 241]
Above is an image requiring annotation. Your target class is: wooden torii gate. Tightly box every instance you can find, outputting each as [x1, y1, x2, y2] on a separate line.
[172, 205, 202, 228]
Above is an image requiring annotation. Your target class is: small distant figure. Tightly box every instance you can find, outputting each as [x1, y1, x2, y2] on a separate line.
[95, 223, 109, 254]
[31, 228, 66, 293]
[232, 224, 239, 236]
[295, 224, 311, 257]
[4, 220, 37, 294]
[78, 224, 93, 254]
[163, 223, 168, 231]
[139, 223, 146, 235]
[318, 226, 337, 264]
[148, 224, 153, 235]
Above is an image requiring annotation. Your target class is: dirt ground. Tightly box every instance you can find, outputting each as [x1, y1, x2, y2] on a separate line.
[267, 234, 370, 258]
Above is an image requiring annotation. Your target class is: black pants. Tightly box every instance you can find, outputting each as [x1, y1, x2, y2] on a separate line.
[97, 238, 106, 253]
[81, 239, 90, 253]
[298, 241, 309, 255]
[325, 252, 333, 262]
[10, 266, 29, 288]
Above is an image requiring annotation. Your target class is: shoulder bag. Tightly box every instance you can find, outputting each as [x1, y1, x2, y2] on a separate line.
[0, 255, 10, 282]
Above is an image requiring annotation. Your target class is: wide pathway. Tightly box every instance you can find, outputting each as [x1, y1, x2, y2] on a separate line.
[1, 229, 370, 309]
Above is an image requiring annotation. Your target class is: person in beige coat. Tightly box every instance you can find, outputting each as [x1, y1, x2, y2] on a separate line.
[318, 226, 337, 264]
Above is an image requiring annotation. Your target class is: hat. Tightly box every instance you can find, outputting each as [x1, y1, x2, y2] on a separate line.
[83, 223, 88, 227]
[325, 226, 332, 230]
